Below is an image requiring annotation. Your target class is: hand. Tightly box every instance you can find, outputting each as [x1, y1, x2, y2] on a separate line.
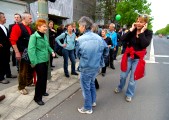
[108, 45, 111, 48]
[0, 44, 3, 47]
[52, 52, 55, 57]
[130, 23, 136, 32]
[141, 23, 147, 33]
[51, 29, 56, 32]
[31, 64, 35, 68]
[114, 48, 116, 51]
[15, 52, 21, 61]
[62, 44, 67, 48]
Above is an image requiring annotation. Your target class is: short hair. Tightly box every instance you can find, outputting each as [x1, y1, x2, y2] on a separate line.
[91, 23, 98, 33]
[137, 14, 149, 23]
[78, 16, 93, 30]
[14, 13, 21, 18]
[0, 12, 4, 19]
[35, 19, 47, 30]
[22, 12, 31, 20]
[109, 23, 115, 28]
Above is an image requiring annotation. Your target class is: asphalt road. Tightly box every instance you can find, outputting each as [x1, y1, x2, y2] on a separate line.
[40, 36, 169, 120]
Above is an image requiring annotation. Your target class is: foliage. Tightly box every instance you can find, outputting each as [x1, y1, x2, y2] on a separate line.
[155, 24, 169, 35]
[115, 0, 153, 30]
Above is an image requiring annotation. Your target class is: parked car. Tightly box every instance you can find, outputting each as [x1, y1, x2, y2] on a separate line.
[167, 35, 169, 39]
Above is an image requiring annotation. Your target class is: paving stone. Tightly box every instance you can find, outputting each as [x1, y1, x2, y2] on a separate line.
[0, 104, 14, 120]
[11, 95, 34, 109]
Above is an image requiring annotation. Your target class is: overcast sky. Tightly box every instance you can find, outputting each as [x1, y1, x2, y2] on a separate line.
[148, 0, 169, 32]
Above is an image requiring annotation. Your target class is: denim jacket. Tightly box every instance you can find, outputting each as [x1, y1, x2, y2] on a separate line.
[76, 30, 109, 72]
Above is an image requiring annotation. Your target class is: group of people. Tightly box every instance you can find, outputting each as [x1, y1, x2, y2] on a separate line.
[0, 11, 152, 115]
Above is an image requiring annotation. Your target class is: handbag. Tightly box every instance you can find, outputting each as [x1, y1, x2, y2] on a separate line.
[21, 37, 37, 64]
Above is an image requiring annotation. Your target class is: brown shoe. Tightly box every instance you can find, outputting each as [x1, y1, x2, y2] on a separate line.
[0, 95, 5, 102]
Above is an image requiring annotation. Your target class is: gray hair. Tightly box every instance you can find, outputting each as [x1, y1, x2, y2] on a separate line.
[78, 16, 93, 30]
[91, 23, 98, 33]
[22, 12, 31, 20]
[0, 12, 4, 19]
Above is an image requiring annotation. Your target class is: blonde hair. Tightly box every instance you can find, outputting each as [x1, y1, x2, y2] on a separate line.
[137, 14, 149, 23]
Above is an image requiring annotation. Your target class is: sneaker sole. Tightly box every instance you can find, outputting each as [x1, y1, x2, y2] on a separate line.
[77, 108, 93, 114]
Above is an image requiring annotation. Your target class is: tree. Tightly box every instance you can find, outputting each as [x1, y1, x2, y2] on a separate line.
[155, 24, 169, 35]
[116, 0, 153, 29]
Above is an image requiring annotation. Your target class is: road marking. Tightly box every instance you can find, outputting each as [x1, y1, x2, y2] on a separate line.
[146, 39, 158, 63]
[154, 55, 169, 57]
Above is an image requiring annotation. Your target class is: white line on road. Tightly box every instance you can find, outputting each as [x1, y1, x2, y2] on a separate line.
[146, 39, 158, 63]
[154, 55, 169, 58]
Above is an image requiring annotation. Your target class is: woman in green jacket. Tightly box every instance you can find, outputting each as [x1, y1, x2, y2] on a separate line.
[28, 19, 55, 105]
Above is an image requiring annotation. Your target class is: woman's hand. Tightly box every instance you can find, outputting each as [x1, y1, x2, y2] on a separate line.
[15, 52, 21, 61]
[62, 44, 67, 48]
[141, 23, 147, 33]
[130, 23, 136, 32]
[52, 52, 55, 57]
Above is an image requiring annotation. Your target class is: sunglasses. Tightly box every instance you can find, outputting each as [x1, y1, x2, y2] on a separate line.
[138, 14, 148, 18]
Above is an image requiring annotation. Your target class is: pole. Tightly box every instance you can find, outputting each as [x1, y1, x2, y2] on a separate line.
[38, 0, 51, 80]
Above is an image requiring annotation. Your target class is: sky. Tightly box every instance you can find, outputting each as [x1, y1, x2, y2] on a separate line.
[148, 0, 169, 32]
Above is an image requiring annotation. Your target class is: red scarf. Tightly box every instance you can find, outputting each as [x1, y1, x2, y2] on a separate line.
[121, 47, 146, 80]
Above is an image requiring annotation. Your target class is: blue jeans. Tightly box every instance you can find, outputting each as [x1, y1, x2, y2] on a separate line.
[118, 57, 139, 97]
[62, 49, 76, 75]
[80, 71, 98, 110]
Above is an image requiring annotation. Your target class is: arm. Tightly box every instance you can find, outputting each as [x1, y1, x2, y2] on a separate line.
[138, 30, 153, 48]
[55, 33, 66, 47]
[10, 25, 21, 60]
[28, 34, 37, 66]
[75, 40, 81, 59]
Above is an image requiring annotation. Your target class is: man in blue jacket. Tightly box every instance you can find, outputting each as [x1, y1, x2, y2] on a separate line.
[106, 23, 117, 69]
[76, 16, 109, 114]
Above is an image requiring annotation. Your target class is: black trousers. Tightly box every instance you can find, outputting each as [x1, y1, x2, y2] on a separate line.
[109, 49, 115, 67]
[34, 62, 48, 101]
[0, 49, 11, 80]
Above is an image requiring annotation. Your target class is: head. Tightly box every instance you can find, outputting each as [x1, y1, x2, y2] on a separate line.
[14, 13, 22, 23]
[91, 23, 98, 33]
[72, 22, 76, 29]
[35, 19, 47, 33]
[22, 12, 32, 25]
[135, 14, 149, 30]
[66, 23, 73, 33]
[0, 12, 6, 25]
[78, 16, 93, 33]
[101, 29, 107, 37]
[109, 23, 115, 32]
[48, 20, 54, 29]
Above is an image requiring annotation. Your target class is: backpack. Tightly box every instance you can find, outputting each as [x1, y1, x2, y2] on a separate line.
[55, 33, 67, 56]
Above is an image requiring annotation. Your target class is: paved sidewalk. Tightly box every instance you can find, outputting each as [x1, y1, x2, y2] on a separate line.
[0, 65, 80, 120]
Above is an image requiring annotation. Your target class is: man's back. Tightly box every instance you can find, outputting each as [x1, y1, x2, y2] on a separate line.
[76, 31, 108, 72]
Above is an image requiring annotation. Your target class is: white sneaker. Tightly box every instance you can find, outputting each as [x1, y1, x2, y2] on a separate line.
[78, 107, 93, 114]
[92, 102, 96, 107]
[126, 96, 132, 102]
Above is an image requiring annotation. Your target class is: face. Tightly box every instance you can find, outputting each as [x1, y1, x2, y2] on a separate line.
[67, 25, 73, 32]
[48, 22, 54, 29]
[79, 24, 85, 33]
[135, 17, 146, 30]
[0, 14, 6, 24]
[101, 30, 106, 37]
[14, 15, 21, 23]
[24, 14, 32, 25]
[38, 24, 47, 33]
[109, 24, 115, 31]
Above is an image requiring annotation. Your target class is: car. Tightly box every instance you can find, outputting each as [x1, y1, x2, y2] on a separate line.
[167, 35, 169, 39]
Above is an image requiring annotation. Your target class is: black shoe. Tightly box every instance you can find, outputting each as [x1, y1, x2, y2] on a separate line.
[110, 66, 115, 69]
[34, 100, 45, 105]
[43, 93, 49, 96]
[6, 74, 17, 78]
[102, 73, 105, 77]
[0, 79, 9, 84]
[51, 65, 55, 68]
[65, 74, 70, 78]
[71, 72, 79, 75]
